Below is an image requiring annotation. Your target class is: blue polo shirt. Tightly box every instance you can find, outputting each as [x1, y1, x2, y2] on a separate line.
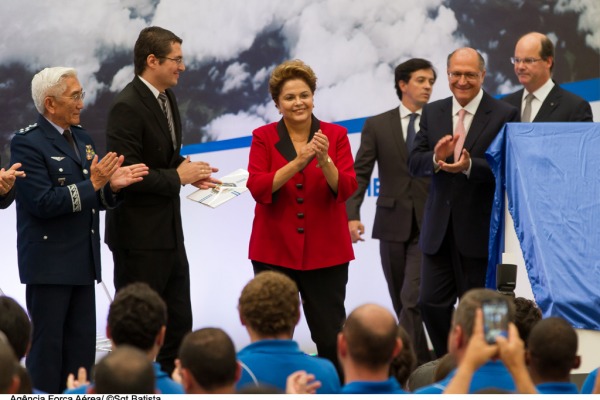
[415, 360, 515, 394]
[340, 377, 407, 394]
[236, 339, 341, 394]
[536, 382, 579, 394]
[64, 362, 184, 394]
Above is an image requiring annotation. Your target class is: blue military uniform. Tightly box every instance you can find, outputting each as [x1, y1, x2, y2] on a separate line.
[10, 115, 120, 393]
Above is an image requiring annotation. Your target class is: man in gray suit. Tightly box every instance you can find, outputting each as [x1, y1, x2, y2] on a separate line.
[347, 58, 436, 364]
[502, 32, 593, 122]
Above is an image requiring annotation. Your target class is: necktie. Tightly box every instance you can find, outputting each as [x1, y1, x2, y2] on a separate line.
[521, 93, 535, 122]
[158, 92, 177, 150]
[453, 109, 467, 162]
[63, 129, 80, 160]
[406, 113, 418, 152]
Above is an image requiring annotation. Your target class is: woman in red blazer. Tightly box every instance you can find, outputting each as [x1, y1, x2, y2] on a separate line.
[247, 60, 357, 371]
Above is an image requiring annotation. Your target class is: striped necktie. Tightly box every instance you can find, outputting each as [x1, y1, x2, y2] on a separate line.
[158, 92, 177, 150]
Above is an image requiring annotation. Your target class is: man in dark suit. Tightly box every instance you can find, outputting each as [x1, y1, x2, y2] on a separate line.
[503, 32, 593, 122]
[409, 48, 519, 357]
[346, 58, 435, 364]
[105, 26, 219, 375]
[0, 157, 24, 209]
[10, 67, 147, 393]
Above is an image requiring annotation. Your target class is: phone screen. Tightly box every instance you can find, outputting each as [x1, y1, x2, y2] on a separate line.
[482, 299, 509, 344]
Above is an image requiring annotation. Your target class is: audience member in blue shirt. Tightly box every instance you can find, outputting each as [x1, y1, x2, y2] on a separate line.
[177, 327, 240, 394]
[337, 304, 407, 394]
[441, 306, 536, 394]
[235, 271, 340, 393]
[65, 283, 184, 394]
[417, 289, 518, 394]
[526, 317, 580, 394]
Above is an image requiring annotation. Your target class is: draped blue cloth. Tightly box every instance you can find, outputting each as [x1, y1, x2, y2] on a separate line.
[486, 122, 600, 330]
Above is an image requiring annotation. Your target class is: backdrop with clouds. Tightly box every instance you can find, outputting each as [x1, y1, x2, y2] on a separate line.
[1, 0, 599, 353]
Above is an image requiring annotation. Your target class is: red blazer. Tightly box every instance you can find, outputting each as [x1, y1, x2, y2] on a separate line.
[247, 117, 357, 270]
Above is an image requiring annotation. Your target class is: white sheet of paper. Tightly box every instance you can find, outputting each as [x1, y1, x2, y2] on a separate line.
[186, 168, 249, 208]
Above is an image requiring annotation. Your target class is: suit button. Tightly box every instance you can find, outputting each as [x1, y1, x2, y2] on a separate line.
[91, 229, 95, 234]
[83, 169, 89, 175]
[297, 228, 304, 233]
[297, 198, 304, 204]
[43, 235, 48, 240]
[92, 209, 96, 214]
[297, 213, 304, 219]
[59, 168, 63, 172]
[296, 183, 303, 189]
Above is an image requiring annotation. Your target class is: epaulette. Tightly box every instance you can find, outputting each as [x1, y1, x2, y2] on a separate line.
[16, 123, 38, 135]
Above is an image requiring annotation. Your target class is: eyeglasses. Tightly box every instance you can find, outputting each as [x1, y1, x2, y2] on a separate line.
[510, 57, 542, 65]
[55, 91, 86, 102]
[448, 72, 480, 81]
[161, 56, 184, 65]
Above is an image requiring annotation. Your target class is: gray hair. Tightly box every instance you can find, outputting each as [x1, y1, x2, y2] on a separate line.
[31, 67, 77, 114]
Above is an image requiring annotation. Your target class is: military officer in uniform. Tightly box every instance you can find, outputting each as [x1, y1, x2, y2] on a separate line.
[10, 66, 148, 393]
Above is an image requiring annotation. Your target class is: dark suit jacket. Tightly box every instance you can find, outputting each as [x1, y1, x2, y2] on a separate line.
[502, 83, 593, 122]
[247, 117, 357, 270]
[105, 76, 185, 251]
[346, 108, 429, 242]
[10, 115, 118, 284]
[0, 155, 16, 209]
[409, 92, 519, 258]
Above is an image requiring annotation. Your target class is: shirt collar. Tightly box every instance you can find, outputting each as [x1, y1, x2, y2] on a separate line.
[523, 78, 554, 101]
[452, 89, 484, 116]
[138, 75, 161, 99]
[399, 103, 422, 119]
[44, 117, 68, 135]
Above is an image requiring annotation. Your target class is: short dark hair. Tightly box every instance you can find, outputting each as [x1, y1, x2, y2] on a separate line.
[343, 304, 398, 369]
[394, 58, 436, 100]
[0, 297, 31, 359]
[108, 283, 167, 351]
[513, 297, 542, 345]
[178, 328, 238, 391]
[453, 289, 515, 340]
[527, 317, 578, 381]
[134, 26, 182, 76]
[238, 271, 300, 336]
[94, 346, 155, 394]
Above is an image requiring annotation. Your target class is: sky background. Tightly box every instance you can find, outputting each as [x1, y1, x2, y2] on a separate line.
[0, 0, 599, 164]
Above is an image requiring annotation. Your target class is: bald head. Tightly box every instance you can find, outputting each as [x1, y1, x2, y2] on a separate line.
[513, 32, 554, 92]
[342, 304, 400, 369]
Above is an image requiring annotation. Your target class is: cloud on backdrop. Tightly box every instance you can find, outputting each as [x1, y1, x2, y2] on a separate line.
[0, 0, 597, 145]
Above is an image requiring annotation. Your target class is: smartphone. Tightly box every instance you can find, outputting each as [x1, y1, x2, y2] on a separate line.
[481, 298, 509, 344]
